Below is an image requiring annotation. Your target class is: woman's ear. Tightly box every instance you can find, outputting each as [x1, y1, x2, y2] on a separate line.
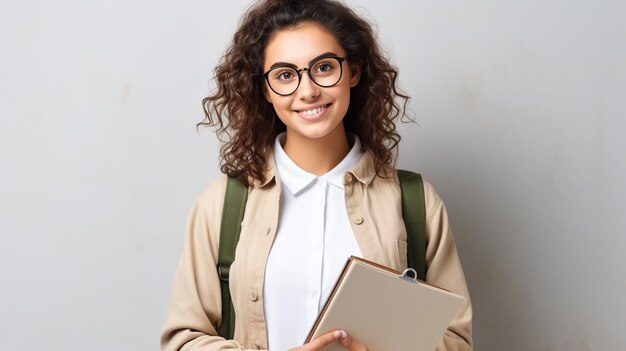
[348, 62, 362, 87]
[264, 85, 273, 104]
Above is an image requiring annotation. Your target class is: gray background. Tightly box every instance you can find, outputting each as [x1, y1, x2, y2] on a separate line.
[1, 0, 625, 350]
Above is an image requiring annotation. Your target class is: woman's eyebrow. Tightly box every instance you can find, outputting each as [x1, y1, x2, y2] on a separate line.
[268, 61, 298, 70]
[268, 52, 340, 70]
[307, 52, 340, 65]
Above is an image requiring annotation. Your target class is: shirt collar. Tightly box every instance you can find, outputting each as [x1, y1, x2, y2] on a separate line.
[273, 133, 365, 195]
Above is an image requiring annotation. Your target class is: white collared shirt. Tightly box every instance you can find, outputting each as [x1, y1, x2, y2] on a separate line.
[263, 133, 364, 350]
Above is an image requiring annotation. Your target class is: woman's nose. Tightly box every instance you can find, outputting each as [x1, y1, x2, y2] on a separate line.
[296, 72, 321, 100]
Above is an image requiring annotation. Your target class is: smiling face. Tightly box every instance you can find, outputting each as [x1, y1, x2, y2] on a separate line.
[263, 21, 361, 147]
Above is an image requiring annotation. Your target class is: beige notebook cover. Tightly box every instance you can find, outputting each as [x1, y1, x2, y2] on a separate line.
[305, 256, 464, 351]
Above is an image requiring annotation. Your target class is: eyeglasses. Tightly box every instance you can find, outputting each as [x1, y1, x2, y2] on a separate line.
[262, 55, 347, 96]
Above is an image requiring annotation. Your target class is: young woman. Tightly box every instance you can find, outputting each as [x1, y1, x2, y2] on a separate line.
[161, 1, 472, 350]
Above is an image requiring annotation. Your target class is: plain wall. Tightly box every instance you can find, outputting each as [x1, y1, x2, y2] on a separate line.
[1, 0, 625, 350]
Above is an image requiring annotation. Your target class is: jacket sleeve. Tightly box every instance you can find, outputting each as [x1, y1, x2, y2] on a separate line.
[423, 181, 473, 351]
[160, 179, 264, 351]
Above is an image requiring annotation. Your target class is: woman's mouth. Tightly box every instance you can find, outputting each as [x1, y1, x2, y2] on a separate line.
[297, 104, 330, 120]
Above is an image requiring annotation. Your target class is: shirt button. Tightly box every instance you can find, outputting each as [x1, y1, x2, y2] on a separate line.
[344, 173, 354, 183]
[354, 216, 364, 225]
[249, 290, 258, 301]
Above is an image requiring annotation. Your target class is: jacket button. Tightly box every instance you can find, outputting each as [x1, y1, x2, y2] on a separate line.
[344, 173, 354, 183]
[354, 216, 364, 225]
[249, 290, 258, 301]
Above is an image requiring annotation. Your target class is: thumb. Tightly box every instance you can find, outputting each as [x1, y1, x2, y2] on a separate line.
[338, 331, 367, 351]
[339, 332, 353, 347]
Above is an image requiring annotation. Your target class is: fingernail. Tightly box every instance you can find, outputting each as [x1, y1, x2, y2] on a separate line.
[333, 330, 348, 339]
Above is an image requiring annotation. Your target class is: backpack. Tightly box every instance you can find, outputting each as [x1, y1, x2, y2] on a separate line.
[216, 170, 426, 339]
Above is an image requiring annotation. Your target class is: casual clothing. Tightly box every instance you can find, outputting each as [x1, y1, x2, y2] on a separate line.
[265, 134, 364, 350]
[161, 148, 473, 351]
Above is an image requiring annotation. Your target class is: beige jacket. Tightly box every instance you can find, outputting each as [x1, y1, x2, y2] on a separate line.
[161, 150, 473, 351]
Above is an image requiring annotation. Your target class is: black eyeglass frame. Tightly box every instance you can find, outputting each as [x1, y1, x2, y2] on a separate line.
[262, 55, 348, 96]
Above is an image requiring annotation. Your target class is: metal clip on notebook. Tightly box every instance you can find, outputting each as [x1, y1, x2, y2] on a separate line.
[399, 268, 418, 283]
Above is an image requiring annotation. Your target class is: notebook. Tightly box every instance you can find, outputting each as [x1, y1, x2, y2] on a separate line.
[305, 256, 464, 351]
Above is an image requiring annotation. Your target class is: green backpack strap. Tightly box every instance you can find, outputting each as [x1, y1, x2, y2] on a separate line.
[217, 176, 248, 339]
[217, 171, 426, 339]
[397, 169, 427, 280]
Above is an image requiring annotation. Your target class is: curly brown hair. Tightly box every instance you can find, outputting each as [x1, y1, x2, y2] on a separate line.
[201, 0, 410, 185]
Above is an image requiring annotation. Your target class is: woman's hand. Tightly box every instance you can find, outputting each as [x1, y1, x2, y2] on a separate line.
[288, 330, 368, 351]
[335, 330, 368, 351]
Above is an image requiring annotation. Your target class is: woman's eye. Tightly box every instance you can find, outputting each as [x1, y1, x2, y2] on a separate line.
[318, 64, 331, 72]
[313, 61, 336, 74]
[275, 70, 295, 81]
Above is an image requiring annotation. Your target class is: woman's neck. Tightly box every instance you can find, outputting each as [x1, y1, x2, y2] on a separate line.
[282, 127, 350, 176]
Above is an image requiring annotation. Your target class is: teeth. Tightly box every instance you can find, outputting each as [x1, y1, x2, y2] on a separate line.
[302, 106, 325, 116]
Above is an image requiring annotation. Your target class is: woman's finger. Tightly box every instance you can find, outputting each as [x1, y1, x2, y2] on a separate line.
[290, 330, 345, 351]
[339, 331, 368, 351]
